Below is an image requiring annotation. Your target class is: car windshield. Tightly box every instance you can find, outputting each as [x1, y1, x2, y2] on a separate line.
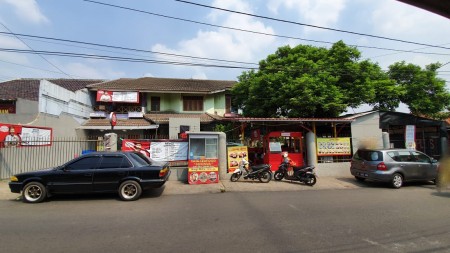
[129, 152, 152, 167]
[355, 150, 383, 161]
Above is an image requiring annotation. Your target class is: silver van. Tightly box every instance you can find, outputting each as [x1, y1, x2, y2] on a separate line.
[350, 149, 439, 188]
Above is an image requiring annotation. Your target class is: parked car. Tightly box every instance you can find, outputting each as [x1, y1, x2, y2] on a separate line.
[350, 148, 438, 188]
[9, 151, 170, 203]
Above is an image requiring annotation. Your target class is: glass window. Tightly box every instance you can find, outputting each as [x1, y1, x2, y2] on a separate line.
[66, 157, 101, 171]
[189, 137, 218, 159]
[98, 156, 132, 169]
[129, 152, 151, 167]
[356, 150, 383, 161]
[411, 151, 430, 163]
[387, 151, 401, 162]
[398, 151, 413, 162]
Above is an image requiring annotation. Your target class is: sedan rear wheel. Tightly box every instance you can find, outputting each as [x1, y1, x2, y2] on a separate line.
[391, 173, 403, 189]
[22, 182, 46, 203]
[119, 180, 142, 201]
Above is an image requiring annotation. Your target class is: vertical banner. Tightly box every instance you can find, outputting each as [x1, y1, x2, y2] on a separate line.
[227, 146, 248, 173]
[188, 159, 219, 184]
[405, 125, 416, 150]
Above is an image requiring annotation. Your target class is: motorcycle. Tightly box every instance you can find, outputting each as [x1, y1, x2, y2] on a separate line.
[230, 163, 272, 183]
[274, 162, 317, 186]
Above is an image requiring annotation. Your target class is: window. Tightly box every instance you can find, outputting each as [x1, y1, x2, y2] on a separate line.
[66, 157, 101, 170]
[355, 150, 383, 161]
[98, 156, 132, 169]
[226, 95, 232, 113]
[398, 151, 413, 162]
[189, 136, 218, 159]
[129, 152, 151, 166]
[183, 96, 203, 111]
[151, 96, 160, 111]
[411, 151, 430, 163]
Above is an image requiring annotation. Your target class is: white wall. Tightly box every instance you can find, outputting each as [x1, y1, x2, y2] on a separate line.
[168, 118, 201, 139]
[39, 80, 93, 123]
[351, 112, 383, 151]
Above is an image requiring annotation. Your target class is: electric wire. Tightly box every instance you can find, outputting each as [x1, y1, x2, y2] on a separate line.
[0, 23, 73, 78]
[81, 0, 450, 56]
[174, 0, 450, 50]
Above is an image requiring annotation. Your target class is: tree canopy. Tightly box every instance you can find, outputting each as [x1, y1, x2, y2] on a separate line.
[232, 41, 450, 119]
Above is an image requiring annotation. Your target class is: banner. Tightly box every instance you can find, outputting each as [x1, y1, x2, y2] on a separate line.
[0, 123, 52, 148]
[122, 139, 188, 166]
[227, 146, 248, 173]
[317, 138, 351, 156]
[96, 90, 139, 103]
[188, 159, 219, 184]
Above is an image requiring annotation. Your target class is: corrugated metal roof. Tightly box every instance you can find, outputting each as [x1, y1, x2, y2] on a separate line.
[144, 112, 221, 124]
[79, 118, 157, 130]
[221, 117, 354, 122]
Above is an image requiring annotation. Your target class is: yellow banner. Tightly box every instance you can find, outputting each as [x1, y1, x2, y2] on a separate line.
[317, 138, 351, 156]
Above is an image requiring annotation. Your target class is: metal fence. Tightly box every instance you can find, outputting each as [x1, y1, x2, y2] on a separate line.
[0, 138, 103, 179]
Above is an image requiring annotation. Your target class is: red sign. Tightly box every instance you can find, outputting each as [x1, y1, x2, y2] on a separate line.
[188, 159, 219, 184]
[0, 123, 52, 148]
[110, 112, 117, 127]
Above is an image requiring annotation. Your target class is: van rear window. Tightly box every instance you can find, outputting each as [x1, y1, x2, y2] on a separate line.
[355, 150, 383, 161]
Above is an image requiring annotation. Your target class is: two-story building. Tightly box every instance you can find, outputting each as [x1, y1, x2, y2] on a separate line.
[81, 77, 236, 139]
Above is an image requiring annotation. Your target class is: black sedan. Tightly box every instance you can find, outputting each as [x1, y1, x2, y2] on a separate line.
[9, 151, 171, 203]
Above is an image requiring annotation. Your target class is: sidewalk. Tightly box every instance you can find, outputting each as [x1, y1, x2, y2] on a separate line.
[0, 176, 359, 201]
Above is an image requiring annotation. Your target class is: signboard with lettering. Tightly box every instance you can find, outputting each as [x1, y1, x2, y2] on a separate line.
[96, 90, 139, 103]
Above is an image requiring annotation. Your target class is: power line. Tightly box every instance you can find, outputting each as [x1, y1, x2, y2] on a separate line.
[174, 0, 450, 51]
[0, 59, 88, 78]
[0, 23, 73, 78]
[81, 0, 450, 56]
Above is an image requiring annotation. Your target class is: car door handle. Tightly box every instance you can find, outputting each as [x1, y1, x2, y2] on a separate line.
[84, 173, 93, 177]
[400, 165, 404, 167]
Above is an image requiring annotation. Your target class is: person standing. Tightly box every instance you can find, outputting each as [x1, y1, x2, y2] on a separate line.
[4, 127, 20, 147]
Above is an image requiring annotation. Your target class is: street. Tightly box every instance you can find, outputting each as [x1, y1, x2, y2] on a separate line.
[0, 186, 449, 253]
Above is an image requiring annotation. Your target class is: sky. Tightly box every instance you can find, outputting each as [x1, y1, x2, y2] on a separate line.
[0, 0, 449, 113]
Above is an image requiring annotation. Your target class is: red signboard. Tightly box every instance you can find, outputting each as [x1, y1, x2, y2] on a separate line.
[0, 123, 52, 148]
[110, 112, 117, 127]
[188, 159, 219, 184]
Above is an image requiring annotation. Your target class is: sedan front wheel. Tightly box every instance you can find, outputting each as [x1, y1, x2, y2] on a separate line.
[119, 180, 142, 201]
[22, 182, 47, 203]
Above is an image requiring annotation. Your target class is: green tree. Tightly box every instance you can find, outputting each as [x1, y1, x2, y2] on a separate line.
[233, 41, 390, 117]
[388, 61, 450, 116]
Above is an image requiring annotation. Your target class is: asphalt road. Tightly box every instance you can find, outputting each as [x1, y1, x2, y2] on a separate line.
[1, 186, 449, 253]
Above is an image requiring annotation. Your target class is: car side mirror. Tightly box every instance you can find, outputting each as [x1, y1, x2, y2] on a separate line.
[431, 159, 438, 164]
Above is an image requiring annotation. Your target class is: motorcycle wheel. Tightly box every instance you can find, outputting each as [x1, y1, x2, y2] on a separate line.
[230, 173, 240, 182]
[304, 175, 317, 186]
[259, 171, 272, 183]
[274, 171, 284, 181]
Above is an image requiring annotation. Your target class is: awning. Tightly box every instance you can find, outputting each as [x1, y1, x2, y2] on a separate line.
[78, 118, 158, 130]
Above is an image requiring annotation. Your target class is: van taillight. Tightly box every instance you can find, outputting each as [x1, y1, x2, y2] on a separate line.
[377, 162, 387, 171]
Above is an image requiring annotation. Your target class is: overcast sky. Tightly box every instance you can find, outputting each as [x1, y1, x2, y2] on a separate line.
[0, 0, 449, 112]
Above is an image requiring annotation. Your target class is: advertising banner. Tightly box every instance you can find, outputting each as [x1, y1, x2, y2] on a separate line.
[227, 146, 248, 173]
[405, 125, 416, 150]
[96, 90, 139, 103]
[317, 137, 351, 156]
[122, 139, 188, 166]
[0, 123, 52, 148]
[188, 159, 219, 184]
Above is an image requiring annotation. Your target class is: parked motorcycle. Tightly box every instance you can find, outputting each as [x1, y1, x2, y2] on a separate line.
[230, 163, 272, 183]
[274, 161, 317, 186]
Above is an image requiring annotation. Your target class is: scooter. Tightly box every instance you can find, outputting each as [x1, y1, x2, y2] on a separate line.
[230, 162, 272, 183]
[274, 161, 317, 186]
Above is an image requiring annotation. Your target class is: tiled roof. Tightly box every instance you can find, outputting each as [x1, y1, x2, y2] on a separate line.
[0, 79, 40, 101]
[48, 79, 104, 92]
[87, 77, 236, 93]
[144, 112, 222, 124]
[0, 78, 105, 101]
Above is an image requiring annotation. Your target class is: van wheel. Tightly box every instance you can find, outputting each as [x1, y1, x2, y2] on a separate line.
[391, 173, 403, 189]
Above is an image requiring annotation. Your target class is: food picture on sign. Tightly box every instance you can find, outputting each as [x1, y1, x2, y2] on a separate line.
[227, 146, 249, 173]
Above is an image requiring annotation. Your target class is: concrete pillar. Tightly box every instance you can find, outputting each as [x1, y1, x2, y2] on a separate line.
[441, 136, 448, 157]
[306, 131, 317, 166]
[382, 132, 390, 149]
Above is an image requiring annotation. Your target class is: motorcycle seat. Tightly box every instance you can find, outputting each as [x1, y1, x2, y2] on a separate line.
[252, 164, 269, 170]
